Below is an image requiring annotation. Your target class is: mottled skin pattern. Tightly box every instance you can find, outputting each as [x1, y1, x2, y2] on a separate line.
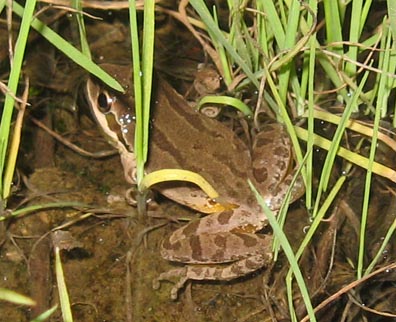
[86, 65, 305, 300]
[152, 126, 304, 299]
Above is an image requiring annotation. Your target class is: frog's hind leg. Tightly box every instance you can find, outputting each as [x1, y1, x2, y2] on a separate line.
[153, 252, 273, 300]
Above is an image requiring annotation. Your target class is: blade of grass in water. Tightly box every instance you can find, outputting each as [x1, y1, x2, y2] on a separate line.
[357, 26, 392, 279]
[141, 0, 155, 167]
[303, 0, 318, 211]
[2, 77, 28, 200]
[129, 0, 155, 187]
[365, 216, 396, 276]
[248, 180, 316, 322]
[286, 175, 346, 322]
[31, 305, 58, 322]
[129, 0, 143, 184]
[312, 69, 370, 217]
[0, 202, 90, 221]
[54, 246, 73, 322]
[0, 288, 36, 306]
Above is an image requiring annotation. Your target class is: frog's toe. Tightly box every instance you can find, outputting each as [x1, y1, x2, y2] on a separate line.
[152, 278, 160, 290]
[154, 267, 189, 299]
[170, 276, 189, 300]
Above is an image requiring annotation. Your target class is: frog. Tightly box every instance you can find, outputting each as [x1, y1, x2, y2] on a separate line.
[85, 64, 305, 299]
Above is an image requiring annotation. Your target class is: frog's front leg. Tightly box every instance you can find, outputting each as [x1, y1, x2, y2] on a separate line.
[153, 231, 273, 299]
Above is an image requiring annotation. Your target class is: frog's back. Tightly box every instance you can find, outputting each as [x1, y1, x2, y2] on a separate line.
[147, 79, 254, 201]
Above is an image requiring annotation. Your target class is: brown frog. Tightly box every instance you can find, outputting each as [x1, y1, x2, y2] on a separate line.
[85, 64, 304, 299]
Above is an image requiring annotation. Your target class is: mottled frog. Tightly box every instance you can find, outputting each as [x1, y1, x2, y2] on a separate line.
[86, 64, 304, 299]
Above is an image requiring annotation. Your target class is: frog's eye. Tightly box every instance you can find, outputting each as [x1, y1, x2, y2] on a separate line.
[97, 91, 115, 114]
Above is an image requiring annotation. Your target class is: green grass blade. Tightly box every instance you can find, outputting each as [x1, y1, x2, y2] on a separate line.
[129, 0, 143, 185]
[0, 0, 37, 200]
[10, 1, 122, 92]
[256, 1, 269, 56]
[313, 69, 370, 217]
[0, 202, 90, 221]
[304, 0, 318, 210]
[286, 175, 345, 322]
[189, 0, 259, 88]
[0, 288, 36, 305]
[323, 0, 343, 55]
[129, 0, 155, 187]
[272, 152, 309, 258]
[31, 305, 58, 322]
[55, 246, 73, 322]
[345, 0, 363, 76]
[389, 0, 396, 45]
[357, 27, 392, 279]
[277, 0, 301, 105]
[141, 0, 155, 164]
[365, 216, 396, 276]
[261, 1, 285, 46]
[72, 0, 91, 58]
[248, 180, 316, 322]
[196, 95, 253, 117]
[208, 5, 232, 86]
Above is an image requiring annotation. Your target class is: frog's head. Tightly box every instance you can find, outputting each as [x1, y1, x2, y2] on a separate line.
[85, 64, 137, 184]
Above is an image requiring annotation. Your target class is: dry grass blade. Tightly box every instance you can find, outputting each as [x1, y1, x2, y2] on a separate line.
[300, 262, 396, 322]
[29, 117, 117, 158]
